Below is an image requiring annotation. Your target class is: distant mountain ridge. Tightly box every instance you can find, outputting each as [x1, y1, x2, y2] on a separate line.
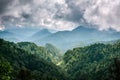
[0, 26, 120, 52]
[28, 29, 52, 41]
[0, 30, 19, 42]
[37, 26, 120, 51]
[0, 27, 52, 42]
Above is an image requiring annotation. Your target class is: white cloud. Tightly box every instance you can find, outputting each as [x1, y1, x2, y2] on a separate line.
[0, 0, 78, 31]
[0, 21, 5, 31]
[84, 0, 120, 31]
[0, 0, 120, 31]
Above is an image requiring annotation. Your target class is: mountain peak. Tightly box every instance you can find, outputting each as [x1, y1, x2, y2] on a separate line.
[36, 29, 51, 34]
[72, 26, 92, 32]
[73, 26, 88, 31]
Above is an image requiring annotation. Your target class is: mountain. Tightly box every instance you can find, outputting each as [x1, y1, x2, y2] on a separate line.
[59, 40, 120, 80]
[28, 29, 52, 41]
[17, 42, 60, 64]
[38, 26, 120, 52]
[0, 39, 70, 80]
[6, 27, 40, 41]
[45, 43, 62, 62]
[0, 27, 40, 42]
[1, 26, 120, 52]
[0, 30, 19, 42]
[45, 43, 61, 55]
[0, 27, 51, 42]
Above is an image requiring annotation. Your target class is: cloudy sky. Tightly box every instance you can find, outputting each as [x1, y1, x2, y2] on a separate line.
[0, 0, 120, 31]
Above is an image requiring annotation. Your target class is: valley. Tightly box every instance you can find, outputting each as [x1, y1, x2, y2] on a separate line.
[0, 39, 120, 80]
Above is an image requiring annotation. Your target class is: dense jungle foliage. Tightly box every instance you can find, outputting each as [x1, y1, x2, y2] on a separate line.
[0, 38, 120, 80]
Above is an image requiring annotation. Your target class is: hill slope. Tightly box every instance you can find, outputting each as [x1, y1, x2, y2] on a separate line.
[60, 41, 120, 80]
[0, 39, 70, 80]
[17, 42, 61, 64]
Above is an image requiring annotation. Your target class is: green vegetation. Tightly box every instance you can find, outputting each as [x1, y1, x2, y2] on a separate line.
[0, 39, 70, 80]
[17, 42, 61, 64]
[0, 56, 13, 80]
[1, 38, 120, 80]
[61, 42, 120, 80]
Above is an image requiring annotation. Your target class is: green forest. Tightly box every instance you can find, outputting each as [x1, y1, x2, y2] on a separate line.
[0, 38, 120, 80]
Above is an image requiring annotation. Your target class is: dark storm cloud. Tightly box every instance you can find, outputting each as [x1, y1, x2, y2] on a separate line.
[54, 0, 87, 24]
[0, 0, 83, 31]
[0, 0, 33, 16]
[64, 0, 85, 22]
[0, 0, 120, 31]
[21, 13, 31, 19]
[0, 0, 13, 14]
[19, 0, 32, 5]
[54, 6, 84, 23]
[1, 15, 13, 21]
[65, 0, 84, 22]
[0, 0, 33, 28]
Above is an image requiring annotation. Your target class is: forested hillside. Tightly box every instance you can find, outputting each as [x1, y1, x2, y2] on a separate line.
[0, 39, 70, 80]
[17, 42, 61, 64]
[61, 41, 120, 80]
[1, 38, 120, 80]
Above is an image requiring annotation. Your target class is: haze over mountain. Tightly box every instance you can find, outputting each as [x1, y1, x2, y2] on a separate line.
[28, 29, 52, 41]
[37, 26, 120, 51]
[0, 26, 120, 52]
